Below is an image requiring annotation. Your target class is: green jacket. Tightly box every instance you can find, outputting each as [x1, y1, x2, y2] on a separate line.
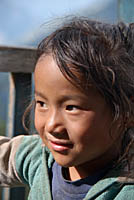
[0, 135, 134, 199]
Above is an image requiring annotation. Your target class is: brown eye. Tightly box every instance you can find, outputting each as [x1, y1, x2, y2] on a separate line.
[66, 105, 79, 111]
[36, 101, 47, 108]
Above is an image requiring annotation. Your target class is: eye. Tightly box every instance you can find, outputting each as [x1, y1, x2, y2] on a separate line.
[36, 101, 47, 109]
[66, 105, 80, 111]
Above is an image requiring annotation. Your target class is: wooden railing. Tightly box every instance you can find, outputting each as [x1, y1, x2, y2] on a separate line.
[0, 46, 36, 200]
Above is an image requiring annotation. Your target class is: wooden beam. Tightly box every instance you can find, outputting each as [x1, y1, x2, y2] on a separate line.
[118, 0, 134, 23]
[6, 73, 32, 200]
[0, 46, 37, 73]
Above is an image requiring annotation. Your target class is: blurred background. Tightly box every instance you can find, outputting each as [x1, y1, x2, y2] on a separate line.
[0, 0, 131, 199]
[0, 0, 118, 136]
[0, 0, 118, 47]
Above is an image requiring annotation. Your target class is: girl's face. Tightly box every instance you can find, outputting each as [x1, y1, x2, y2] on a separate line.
[34, 55, 121, 179]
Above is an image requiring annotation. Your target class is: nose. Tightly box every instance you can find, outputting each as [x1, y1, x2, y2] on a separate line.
[45, 108, 65, 135]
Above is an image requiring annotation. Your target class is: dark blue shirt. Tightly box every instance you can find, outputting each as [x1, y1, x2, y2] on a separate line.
[51, 161, 110, 200]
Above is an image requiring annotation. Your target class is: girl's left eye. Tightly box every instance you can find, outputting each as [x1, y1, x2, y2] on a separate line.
[36, 101, 47, 108]
[66, 105, 80, 111]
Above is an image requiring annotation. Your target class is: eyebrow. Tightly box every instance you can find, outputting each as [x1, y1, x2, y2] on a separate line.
[34, 91, 47, 99]
[34, 90, 87, 102]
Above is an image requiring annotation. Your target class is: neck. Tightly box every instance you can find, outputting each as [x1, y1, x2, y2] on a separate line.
[68, 144, 120, 181]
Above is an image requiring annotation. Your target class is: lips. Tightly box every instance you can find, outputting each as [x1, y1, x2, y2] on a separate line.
[49, 139, 73, 152]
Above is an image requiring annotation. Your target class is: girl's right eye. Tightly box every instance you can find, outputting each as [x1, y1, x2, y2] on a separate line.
[36, 101, 47, 109]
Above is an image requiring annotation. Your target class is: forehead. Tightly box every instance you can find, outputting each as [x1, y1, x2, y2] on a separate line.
[34, 55, 103, 103]
[34, 55, 72, 88]
[35, 54, 92, 91]
[34, 55, 84, 99]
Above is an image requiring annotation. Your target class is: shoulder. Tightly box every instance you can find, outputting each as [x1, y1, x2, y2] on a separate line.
[15, 135, 54, 186]
[115, 183, 134, 199]
[16, 134, 42, 153]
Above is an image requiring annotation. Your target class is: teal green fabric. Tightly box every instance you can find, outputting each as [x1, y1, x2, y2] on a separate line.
[15, 136, 134, 200]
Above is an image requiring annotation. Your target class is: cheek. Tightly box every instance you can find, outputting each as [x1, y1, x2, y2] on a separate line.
[34, 111, 45, 137]
[68, 111, 111, 146]
[68, 113, 95, 141]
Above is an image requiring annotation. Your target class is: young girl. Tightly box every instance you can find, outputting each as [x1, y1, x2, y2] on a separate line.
[1, 17, 134, 200]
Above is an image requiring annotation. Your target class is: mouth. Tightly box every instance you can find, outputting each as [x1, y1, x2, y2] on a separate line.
[49, 139, 73, 152]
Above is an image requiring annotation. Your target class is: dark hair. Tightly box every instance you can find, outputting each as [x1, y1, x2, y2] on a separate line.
[37, 17, 134, 130]
[26, 17, 134, 175]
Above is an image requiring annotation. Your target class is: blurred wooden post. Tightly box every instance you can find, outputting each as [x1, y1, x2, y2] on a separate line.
[9, 73, 32, 200]
[118, 0, 134, 22]
[0, 46, 36, 200]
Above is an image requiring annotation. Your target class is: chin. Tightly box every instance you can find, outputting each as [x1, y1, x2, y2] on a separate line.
[54, 156, 74, 168]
